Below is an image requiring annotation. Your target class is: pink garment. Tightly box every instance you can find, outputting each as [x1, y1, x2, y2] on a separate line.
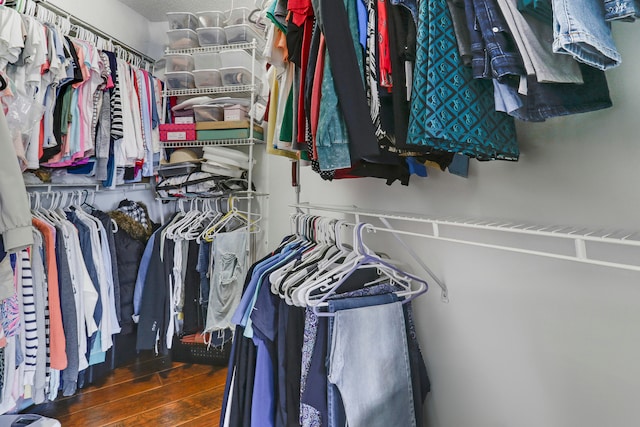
[31, 218, 67, 371]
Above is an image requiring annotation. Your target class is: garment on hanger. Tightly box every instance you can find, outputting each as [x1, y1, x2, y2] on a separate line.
[220, 216, 430, 427]
[0, 192, 159, 411]
[136, 197, 252, 354]
[0, 5, 160, 187]
[0, 107, 33, 253]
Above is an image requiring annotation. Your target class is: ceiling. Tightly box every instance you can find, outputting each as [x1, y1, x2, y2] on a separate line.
[117, 0, 261, 22]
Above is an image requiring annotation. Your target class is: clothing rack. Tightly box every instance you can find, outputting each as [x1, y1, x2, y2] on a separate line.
[292, 202, 640, 300]
[26, 0, 155, 66]
[25, 182, 151, 193]
[26, 183, 152, 210]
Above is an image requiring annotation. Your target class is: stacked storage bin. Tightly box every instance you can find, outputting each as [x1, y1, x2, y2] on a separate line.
[161, 9, 267, 143]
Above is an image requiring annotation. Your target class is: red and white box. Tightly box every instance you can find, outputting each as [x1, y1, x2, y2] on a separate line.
[159, 123, 196, 142]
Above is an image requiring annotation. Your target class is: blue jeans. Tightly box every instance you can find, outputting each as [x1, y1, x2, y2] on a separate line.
[204, 229, 247, 333]
[552, 0, 621, 70]
[604, 0, 640, 21]
[328, 301, 416, 427]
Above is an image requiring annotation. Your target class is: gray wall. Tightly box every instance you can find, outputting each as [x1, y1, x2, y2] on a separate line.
[265, 23, 640, 427]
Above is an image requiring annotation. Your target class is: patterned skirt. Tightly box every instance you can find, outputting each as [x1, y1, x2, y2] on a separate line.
[405, 0, 519, 161]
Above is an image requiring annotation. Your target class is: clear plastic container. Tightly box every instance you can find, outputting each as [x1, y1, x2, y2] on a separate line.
[193, 104, 224, 122]
[197, 11, 226, 28]
[225, 8, 253, 26]
[224, 24, 265, 49]
[167, 29, 200, 50]
[193, 52, 222, 70]
[196, 27, 227, 46]
[193, 69, 223, 88]
[164, 71, 196, 90]
[219, 67, 253, 86]
[166, 12, 199, 31]
[164, 54, 194, 73]
[219, 49, 253, 70]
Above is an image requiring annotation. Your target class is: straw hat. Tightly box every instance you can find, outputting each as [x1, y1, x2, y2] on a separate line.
[169, 149, 201, 164]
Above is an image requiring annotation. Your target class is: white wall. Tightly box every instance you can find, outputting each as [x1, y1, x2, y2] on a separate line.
[265, 23, 640, 427]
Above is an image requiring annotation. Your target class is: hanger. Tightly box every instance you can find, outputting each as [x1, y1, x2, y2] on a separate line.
[196, 197, 223, 244]
[276, 217, 341, 301]
[288, 219, 354, 306]
[0, 73, 6, 91]
[182, 199, 219, 241]
[164, 199, 190, 240]
[293, 223, 428, 314]
[202, 195, 260, 242]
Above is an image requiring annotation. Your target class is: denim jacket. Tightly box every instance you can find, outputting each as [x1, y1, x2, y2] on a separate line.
[465, 0, 526, 81]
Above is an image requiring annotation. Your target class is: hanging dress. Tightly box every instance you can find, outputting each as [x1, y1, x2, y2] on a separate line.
[405, 0, 519, 161]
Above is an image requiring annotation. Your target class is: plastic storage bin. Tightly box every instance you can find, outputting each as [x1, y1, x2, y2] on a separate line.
[164, 54, 194, 72]
[219, 67, 253, 86]
[167, 12, 199, 30]
[197, 11, 226, 28]
[225, 7, 254, 26]
[167, 29, 200, 49]
[165, 71, 196, 90]
[171, 335, 231, 366]
[193, 69, 223, 88]
[193, 52, 222, 70]
[196, 27, 227, 46]
[193, 105, 224, 122]
[219, 49, 253, 70]
[224, 24, 264, 49]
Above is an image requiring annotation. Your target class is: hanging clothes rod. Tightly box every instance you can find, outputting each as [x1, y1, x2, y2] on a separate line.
[25, 183, 151, 193]
[32, 0, 155, 64]
[292, 202, 640, 283]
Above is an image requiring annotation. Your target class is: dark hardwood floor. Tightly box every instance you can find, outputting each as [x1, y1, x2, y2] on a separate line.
[26, 356, 228, 426]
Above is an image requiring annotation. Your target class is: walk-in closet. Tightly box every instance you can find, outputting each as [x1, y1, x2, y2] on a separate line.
[0, 0, 639, 426]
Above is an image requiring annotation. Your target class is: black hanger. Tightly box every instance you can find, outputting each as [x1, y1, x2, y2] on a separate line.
[0, 74, 7, 91]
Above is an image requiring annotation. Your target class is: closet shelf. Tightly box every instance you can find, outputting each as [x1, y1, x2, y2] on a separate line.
[25, 182, 152, 192]
[160, 138, 262, 149]
[165, 41, 258, 56]
[293, 202, 640, 274]
[163, 84, 255, 97]
[155, 191, 269, 202]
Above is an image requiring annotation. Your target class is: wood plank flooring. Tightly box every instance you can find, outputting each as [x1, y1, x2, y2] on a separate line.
[26, 355, 228, 426]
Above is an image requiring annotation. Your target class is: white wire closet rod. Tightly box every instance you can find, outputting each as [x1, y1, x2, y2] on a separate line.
[292, 202, 640, 278]
[25, 182, 151, 193]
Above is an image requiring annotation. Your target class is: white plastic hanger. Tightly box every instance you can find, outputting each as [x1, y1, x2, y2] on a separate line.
[294, 223, 428, 314]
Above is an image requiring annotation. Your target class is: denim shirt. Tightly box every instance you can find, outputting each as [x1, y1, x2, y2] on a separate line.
[465, 0, 525, 81]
